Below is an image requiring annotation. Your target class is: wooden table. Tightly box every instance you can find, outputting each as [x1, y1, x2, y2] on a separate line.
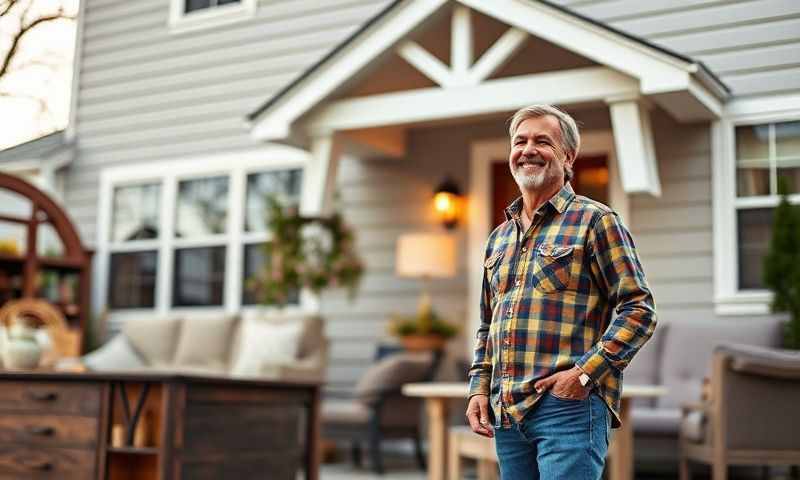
[0, 371, 320, 480]
[402, 382, 666, 480]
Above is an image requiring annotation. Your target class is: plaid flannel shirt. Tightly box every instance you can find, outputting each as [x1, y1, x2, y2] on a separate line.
[468, 183, 656, 428]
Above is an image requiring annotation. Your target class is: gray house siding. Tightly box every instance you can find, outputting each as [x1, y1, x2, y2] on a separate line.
[59, 0, 798, 388]
[66, 0, 393, 245]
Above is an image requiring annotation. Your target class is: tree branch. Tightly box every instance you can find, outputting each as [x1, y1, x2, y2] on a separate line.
[0, 0, 20, 18]
[0, 7, 74, 79]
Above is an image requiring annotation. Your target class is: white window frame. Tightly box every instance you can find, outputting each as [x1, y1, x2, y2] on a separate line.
[168, 0, 256, 35]
[95, 147, 315, 329]
[713, 92, 800, 315]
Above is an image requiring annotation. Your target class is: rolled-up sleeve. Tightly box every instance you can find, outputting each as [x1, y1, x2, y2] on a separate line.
[468, 260, 494, 398]
[577, 212, 657, 383]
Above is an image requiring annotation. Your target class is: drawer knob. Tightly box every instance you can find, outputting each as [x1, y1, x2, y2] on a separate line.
[28, 391, 58, 402]
[26, 426, 55, 436]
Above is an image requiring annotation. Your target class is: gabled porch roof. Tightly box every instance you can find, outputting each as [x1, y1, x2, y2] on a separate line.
[246, 0, 729, 142]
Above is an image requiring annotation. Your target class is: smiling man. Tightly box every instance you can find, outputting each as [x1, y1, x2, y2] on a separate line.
[466, 104, 657, 480]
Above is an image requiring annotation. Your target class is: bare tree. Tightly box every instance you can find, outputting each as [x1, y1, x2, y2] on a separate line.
[0, 0, 76, 137]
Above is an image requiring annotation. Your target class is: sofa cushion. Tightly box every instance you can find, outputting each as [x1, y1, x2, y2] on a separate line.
[230, 316, 303, 377]
[631, 407, 681, 435]
[173, 314, 237, 370]
[122, 317, 182, 367]
[658, 318, 783, 409]
[322, 400, 371, 425]
[231, 310, 323, 365]
[355, 352, 434, 404]
[83, 334, 147, 371]
[679, 410, 706, 443]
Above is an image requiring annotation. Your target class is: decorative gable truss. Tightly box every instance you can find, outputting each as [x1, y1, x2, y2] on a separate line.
[249, 0, 730, 209]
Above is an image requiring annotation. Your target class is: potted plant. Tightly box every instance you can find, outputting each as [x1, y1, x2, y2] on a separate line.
[388, 308, 458, 352]
[763, 177, 800, 349]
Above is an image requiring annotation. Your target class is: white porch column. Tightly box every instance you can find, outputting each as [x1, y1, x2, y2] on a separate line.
[301, 133, 342, 217]
[607, 97, 662, 197]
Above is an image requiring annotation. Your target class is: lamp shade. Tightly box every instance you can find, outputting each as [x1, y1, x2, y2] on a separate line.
[396, 233, 457, 279]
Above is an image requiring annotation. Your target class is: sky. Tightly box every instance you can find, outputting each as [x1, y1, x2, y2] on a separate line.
[0, 0, 78, 150]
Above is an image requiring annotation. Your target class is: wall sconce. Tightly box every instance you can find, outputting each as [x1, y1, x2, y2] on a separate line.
[433, 177, 463, 230]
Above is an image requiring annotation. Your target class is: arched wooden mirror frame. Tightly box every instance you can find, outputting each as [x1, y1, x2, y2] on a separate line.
[0, 172, 92, 352]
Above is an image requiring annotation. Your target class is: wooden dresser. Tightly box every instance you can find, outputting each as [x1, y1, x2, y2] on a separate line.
[0, 372, 320, 480]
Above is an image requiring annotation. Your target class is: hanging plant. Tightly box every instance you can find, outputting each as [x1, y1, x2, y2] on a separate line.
[245, 194, 364, 307]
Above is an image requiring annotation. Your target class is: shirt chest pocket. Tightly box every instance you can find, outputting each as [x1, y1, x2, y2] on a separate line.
[532, 244, 581, 293]
[484, 250, 507, 294]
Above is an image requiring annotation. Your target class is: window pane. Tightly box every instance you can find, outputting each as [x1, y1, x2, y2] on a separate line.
[0, 222, 27, 256]
[737, 165, 771, 197]
[245, 169, 302, 233]
[185, 0, 211, 13]
[776, 121, 800, 194]
[37, 223, 65, 258]
[0, 188, 32, 219]
[737, 208, 773, 290]
[736, 124, 770, 161]
[112, 184, 161, 242]
[241, 242, 299, 305]
[173, 246, 226, 306]
[109, 251, 157, 309]
[176, 176, 229, 237]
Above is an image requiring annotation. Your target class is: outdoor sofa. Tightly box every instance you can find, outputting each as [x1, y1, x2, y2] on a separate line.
[625, 317, 785, 472]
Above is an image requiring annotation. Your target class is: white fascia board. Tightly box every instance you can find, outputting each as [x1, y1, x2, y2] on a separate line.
[458, 0, 690, 90]
[65, 0, 86, 143]
[608, 99, 661, 196]
[251, 0, 449, 141]
[305, 67, 637, 133]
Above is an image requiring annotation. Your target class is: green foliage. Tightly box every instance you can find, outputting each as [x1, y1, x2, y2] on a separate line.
[762, 177, 800, 349]
[245, 195, 364, 307]
[389, 309, 458, 339]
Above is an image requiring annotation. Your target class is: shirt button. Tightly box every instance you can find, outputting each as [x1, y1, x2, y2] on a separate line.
[521, 247, 528, 253]
[507, 309, 513, 316]
[515, 279, 521, 287]
[504, 337, 511, 345]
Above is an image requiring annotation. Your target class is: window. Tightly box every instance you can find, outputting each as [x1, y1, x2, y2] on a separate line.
[99, 149, 310, 317]
[108, 183, 161, 309]
[733, 121, 800, 290]
[713, 96, 800, 315]
[169, 0, 255, 33]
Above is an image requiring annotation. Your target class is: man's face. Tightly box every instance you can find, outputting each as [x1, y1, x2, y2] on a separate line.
[508, 115, 574, 192]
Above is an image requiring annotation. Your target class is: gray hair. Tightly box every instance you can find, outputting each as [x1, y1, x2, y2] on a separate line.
[508, 105, 581, 161]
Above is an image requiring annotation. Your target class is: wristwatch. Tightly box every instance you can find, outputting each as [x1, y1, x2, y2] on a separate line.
[578, 372, 592, 387]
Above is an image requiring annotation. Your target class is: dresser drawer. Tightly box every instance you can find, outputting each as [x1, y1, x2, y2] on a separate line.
[0, 444, 95, 479]
[0, 414, 98, 448]
[0, 382, 101, 416]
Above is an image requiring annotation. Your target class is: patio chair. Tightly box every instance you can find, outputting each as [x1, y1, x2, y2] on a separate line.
[322, 349, 441, 474]
[679, 343, 800, 480]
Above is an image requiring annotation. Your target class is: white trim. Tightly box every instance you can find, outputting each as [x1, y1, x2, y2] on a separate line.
[94, 146, 315, 325]
[397, 41, 455, 87]
[65, 0, 86, 143]
[466, 130, 621, 354]
[305, 68, 638, 134]
[168, 0, 256, 35]
[712, 94, 800, 315]
[250, 0, 725, 142]
[250, 0, 450, 140]
[607, 98, 661, 196]
[467, 27, 528, 84]
[451, 4, 473, 77]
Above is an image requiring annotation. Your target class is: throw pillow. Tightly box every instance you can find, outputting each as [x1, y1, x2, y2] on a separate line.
[231, 317, 303, 377]
[83, 334, 147, 371]
[122, 317, 182, 366]
[173, 315, 237, 370]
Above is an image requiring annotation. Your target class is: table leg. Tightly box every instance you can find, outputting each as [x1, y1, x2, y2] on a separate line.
[608, 398, 633, 480]
[426, 398, 448, 480]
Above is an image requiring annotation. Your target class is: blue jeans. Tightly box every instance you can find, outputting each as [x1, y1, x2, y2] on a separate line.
[494, 392, 610, 480]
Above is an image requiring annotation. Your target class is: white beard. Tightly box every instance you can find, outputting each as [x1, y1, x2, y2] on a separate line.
[512, 167, 547, 190]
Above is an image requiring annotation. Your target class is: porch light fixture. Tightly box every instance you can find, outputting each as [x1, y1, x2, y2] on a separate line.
[433, 177, 463, 229]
